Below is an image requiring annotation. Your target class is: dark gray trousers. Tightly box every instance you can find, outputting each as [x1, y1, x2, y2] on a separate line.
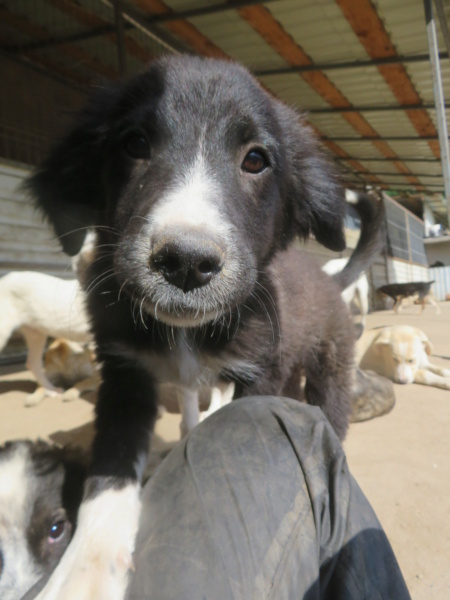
[126, 396, 410, 600]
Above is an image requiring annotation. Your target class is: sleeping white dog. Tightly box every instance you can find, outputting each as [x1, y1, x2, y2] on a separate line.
[357, 325, 450, 389]
[0, 272, 92, 404]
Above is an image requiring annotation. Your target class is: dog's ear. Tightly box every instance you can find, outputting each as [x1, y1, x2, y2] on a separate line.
[25, 87, 118, 256]
[275, 103, 346, 251]
[417, 330, 433, 355]
[373, 329, 392, 354]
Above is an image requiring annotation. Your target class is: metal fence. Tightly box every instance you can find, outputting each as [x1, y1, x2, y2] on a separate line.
[0, 0, 178, 166]
[383, 193, 428, 266]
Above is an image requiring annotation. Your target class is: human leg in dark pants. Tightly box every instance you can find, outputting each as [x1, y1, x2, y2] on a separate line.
[126, 396, 410, 600]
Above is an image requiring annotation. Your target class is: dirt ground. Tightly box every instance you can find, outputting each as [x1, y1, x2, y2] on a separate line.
[1, 303, 449, 599]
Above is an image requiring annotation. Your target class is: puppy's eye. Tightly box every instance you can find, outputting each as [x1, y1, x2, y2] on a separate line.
[241, 149, 268, 174]
[123, 132, 150, 159]
[48, 519, 66, 543]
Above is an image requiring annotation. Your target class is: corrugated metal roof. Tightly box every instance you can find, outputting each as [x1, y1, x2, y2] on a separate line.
[1, 0, 449, 223]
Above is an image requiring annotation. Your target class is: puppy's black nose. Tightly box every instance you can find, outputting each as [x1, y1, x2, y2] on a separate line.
[151, 236, 223, 292]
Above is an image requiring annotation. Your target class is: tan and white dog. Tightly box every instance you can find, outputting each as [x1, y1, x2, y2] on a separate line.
[25, 339, 100, 407]
[357, 325, 450, 389]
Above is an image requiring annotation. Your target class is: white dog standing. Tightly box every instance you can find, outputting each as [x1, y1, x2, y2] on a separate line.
[0, 272, 92, 403]
[357, 325, 450, 389]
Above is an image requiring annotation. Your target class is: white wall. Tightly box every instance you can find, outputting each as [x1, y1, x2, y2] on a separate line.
[424, 239, 450, 267]
[387, 258, 429, 284]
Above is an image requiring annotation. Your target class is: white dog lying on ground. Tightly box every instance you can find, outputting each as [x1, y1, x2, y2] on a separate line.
[357, 325, 450, 389]
[322, 257, 370, 326]
[0, 272, 92, 404]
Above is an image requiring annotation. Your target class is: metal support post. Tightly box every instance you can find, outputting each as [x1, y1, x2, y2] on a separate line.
[114, 1, 127, 77]
[424, 0, 450, 225]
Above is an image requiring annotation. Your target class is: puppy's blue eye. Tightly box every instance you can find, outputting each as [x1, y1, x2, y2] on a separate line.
[123, 132, 150, 159]
[241, 149, 268, 174]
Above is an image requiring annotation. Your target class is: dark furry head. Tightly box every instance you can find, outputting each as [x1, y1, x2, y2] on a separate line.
[27, 55, 346, 327]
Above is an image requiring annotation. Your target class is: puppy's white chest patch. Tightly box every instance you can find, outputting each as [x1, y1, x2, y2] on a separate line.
[145, 331, 215, 388]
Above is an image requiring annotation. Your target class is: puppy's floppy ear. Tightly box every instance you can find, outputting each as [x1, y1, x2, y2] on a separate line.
[25, 86, 118, 256]
[373, 329, 392, 354]
[275, 104, 346, 251]
[416, 329, 433, 355]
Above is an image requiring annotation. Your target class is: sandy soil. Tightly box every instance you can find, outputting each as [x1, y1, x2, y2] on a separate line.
[1, 303, 449, 599]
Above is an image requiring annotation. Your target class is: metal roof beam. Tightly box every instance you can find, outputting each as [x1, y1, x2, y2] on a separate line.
[321, 136, 440, 142]
[253, 53, 448, 77]
[335, 156, 440, 163]
[378, 182, 444, 188]
[308, 103, 435, 114]
[234, 3, 421, 186]
[337, 0, 440, 159]
[5, 25, 116, 53]
[355, 171, 443, 178]
[5, 0, 277, 53]
[113, 0, 127, 76]
[142, 0, 279, 24]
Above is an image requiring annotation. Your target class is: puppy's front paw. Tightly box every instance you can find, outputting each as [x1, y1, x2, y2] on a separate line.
[35, 484, 140, 600]
[24, 387, 60, 407]
[61, 387, 79, 402]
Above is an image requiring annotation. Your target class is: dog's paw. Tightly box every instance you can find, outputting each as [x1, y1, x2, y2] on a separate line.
[24, 387, 62, 407]
[61, 387, 80, 402]
[34, 484, 140, 600]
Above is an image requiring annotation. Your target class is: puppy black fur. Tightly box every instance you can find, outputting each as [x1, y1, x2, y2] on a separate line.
[28, 56, 381, 491]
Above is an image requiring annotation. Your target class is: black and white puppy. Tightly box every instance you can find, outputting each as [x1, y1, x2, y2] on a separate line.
[0, 441, 85, 600]
[27, 55, 383, 598]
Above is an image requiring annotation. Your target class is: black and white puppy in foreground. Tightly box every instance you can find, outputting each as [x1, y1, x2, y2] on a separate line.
[28, 55, 384, 598]
[0, 441, 85, 600]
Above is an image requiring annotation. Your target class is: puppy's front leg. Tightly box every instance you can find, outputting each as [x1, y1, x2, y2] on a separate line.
[424, 363, 450, 378]
[35, 359, 158, 600]
[414, 368, 450, 390]
[177, 386, 200, 437]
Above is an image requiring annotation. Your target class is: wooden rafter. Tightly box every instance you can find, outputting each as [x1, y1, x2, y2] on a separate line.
[335, 0, 440, 159]
[233, 3, 422, 189]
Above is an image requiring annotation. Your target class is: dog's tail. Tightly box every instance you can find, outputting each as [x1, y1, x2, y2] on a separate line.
[333, 190, 385, 291]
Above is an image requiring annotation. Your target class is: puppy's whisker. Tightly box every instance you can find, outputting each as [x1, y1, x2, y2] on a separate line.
[250, 289, 276, 347]
[118, 278, 130, 302]
[139, 297, 148, 330]
[85, 270, 118, 296]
